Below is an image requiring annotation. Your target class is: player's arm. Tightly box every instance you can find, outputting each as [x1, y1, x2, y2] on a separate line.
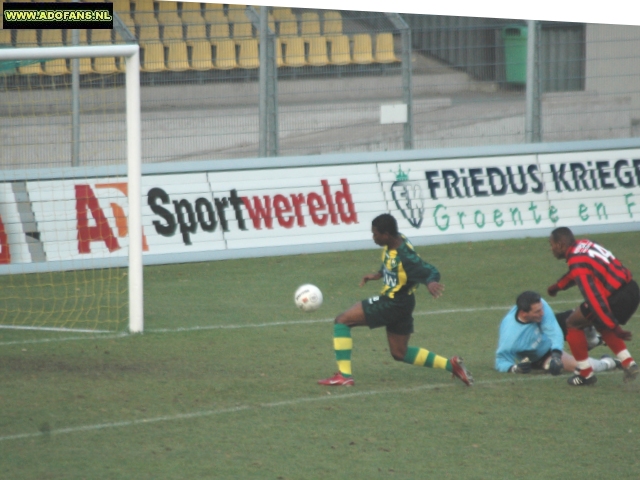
[359, 271, 382, 287]
[402, 253, 443, 296]
[539, 299, 564, 352]
[495, 336, 521, 372]
[547, 272, 576, 296]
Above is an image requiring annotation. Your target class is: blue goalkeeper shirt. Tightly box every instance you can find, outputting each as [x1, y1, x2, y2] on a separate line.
[494, 299, 564, 372]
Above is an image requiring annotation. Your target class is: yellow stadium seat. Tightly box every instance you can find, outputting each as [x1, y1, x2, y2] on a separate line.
[213, 39, 237, 69]
[323, 11, 342, 36]
[0, 29, 12, 46]
[15, 30, 38, 47]
[190, 40, 214, 70]
[185, 23, 207, 45]
[226, 4, 246, 21]
[162, 24, 184, 44]
[64, 29, 88, 45]
[232, 20, 253, 38]
[181, 2, 205, 25]
[203, 2, 224, 22]
[134, 11, 158, 27]
[275, 38, 284, 68]
[307, 36, 328, 67]
[116, 12, 136, 34]
[113, 0, 131, 13]
[77, 57, 94, 75]
[90, 29, 113, 44]
[94, 56, 119, 74]
[40, 29, 63, 47]
[132, 0, 153, 13]
[278, 17, 298, 37]
[138, 24, 161, 44]
[18, 61, 43, 76]
[300, 12, 320, 38]
[271, 7, 292, 21]
[374, 32, 400, 63]
[141, 42, 166, 72]
[43, 59, 69, 75]
[328, 35, 351, 65]
[283, 36, 306, 68]
[237, 38, 259, 69]
[157, 3, 181, 26]
[166, 41, 190, 71]
[352, 33, 373, 64]
[208, 17, 230, 39]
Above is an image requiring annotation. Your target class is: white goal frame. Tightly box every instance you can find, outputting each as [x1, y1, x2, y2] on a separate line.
[0, 44, 143, 333]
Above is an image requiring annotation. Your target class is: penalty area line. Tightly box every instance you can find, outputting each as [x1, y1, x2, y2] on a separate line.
[0, 373, 570, 443]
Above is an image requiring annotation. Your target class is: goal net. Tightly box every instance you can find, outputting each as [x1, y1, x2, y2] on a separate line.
[0, 40, 142, 333]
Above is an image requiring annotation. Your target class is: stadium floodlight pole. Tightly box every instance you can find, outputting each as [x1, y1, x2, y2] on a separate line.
[0, 44, 143, 333]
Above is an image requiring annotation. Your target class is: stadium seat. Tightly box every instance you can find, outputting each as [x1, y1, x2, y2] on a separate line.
[352, 33, 373, 64]
[0, 29, 12, 46]
[113, 0, 131, 13]
[307, 36, 328, 67]
[94, 56, 119, 74]
[300, 12, 320, 38]
[18, 61, 43, 76]
[374, 32, 400, 63]
[278, 17, 298, 37]
[232, 20, 253, 39]
[131, 0, 153, 13]
[115, 12, 136, 36]
[75, 57, 94, 75]
[323, 11, 342, 36]
[15, 29, 38, 47]
[162, 24, 184, 45]
[181, 2, 205, 25]
[157, 1, 181, 25]
[226, 4, 247, 21]
[190, 40, 214, 70]
[41, 30, 64, 47]
[283, 36, 306, 68]
[185, 23, 207, 45]
[90, 29, 113, 44]
[271, 7, 292, 21]
[64, 29, 88, 45]
[203, 2, 224, 23]
[43, 59, 69, 76]
[208, 16, 230, 39]
[327, 35, 351, 65]
[140, 42, 166, 72]
[138, 24, 161, 44]
[237, 38, 259, 69]
[213, 39, 237, 69]
[134, 11, 158, 27]
[166, 41, 190, 71]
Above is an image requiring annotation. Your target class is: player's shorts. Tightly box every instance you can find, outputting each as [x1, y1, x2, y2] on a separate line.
[361, 294, 416, 335]
[580, 279, 640, 327]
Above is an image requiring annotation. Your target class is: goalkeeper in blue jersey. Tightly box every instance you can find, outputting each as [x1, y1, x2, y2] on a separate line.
[495, 291, 618, 375]
[318, 213, 473, 387]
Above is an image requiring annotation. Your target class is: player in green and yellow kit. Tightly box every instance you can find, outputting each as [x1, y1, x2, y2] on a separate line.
[318, 213, 474, 386]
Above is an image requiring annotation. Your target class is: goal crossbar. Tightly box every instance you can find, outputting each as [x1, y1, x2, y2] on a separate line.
[0, 44, 143, 333]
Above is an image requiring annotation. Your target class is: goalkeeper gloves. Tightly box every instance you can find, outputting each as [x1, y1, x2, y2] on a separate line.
[510, 360, 532, 374]
[547, 284, 560, 297]
[548, 349, 564, 376]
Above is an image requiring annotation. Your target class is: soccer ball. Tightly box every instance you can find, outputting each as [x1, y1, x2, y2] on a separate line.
[294, 284, 323, 312]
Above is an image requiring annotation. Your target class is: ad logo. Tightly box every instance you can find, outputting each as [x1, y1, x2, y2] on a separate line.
[390, 166, 424, 229]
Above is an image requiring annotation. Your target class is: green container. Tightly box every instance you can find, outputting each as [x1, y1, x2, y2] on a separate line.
[502, 25, 528, 84]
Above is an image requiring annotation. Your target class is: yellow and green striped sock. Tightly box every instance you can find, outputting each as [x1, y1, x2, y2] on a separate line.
[333, 323, 353, 377]
[403, 346, 452, 372]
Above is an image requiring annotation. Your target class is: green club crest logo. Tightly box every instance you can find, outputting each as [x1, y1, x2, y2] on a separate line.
[390, 165, 424, 229]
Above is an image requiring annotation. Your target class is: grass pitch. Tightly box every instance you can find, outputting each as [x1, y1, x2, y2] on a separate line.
[1, 231, 640, 479]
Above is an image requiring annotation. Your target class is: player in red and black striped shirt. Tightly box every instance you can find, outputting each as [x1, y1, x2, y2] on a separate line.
[548, 227, 640, 386]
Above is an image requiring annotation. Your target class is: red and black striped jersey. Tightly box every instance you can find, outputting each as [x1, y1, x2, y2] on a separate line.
[554, 239, 633, 329]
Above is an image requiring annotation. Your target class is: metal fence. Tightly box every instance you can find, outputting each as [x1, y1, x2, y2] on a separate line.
[1, 4, 639, 170]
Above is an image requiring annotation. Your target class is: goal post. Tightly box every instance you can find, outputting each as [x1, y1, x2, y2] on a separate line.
[0, 44, 143, 333]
